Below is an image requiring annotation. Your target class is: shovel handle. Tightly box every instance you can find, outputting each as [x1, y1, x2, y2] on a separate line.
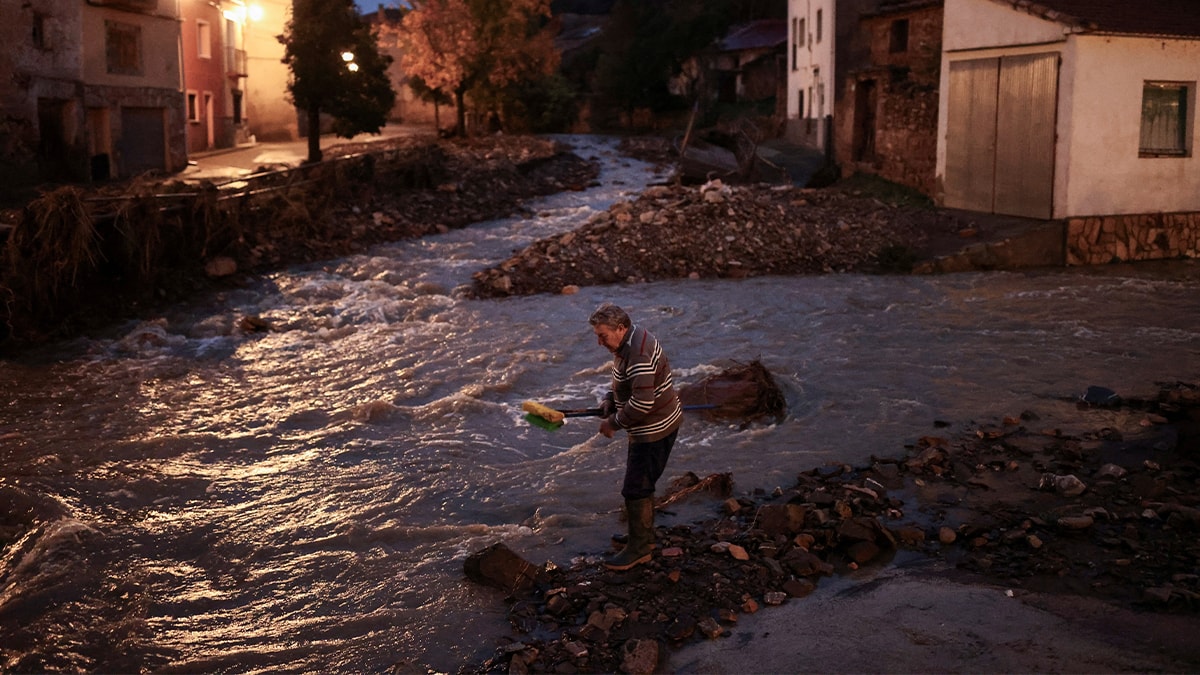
[562, 404, 716, 418]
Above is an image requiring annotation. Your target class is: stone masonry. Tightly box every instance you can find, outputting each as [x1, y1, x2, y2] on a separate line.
[1066, 212, 1200, 265]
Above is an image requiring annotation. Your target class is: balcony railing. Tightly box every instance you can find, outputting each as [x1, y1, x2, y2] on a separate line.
[226, 47, 247, 77]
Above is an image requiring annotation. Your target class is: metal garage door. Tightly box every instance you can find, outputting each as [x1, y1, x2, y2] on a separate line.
[944, 52, 1059, 219]
[118, 106, 166, 176]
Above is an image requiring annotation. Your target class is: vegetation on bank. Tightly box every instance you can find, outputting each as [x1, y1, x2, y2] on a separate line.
[0, 135, 594, 352]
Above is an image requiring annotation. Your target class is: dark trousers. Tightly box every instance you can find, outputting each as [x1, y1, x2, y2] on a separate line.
[621, 429, 678, 500]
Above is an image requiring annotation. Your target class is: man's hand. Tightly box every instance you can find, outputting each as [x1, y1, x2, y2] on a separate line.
[599, 391, 616, 417]
[599, 418, 616, 438]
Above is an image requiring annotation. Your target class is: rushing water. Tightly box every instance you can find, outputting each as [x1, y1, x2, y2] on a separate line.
[1, 135, 1199, 672]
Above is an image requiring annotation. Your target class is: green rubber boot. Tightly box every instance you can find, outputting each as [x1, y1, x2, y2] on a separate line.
[604, 498, 655, 571]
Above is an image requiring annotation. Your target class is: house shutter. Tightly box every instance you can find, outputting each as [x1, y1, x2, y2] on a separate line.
[994, 52, 1058, 219]
[118, 107, 166, 176]
[944, 52, 1059, 219]
[944, 57, 999, 212]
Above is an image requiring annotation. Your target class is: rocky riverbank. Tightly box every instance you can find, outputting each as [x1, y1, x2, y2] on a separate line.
[464, 382, 1200, 674]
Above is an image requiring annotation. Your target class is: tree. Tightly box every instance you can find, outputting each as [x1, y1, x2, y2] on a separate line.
[399, 0, 560, 136]
[280, 0, 396, 163]
[593, 0, 732, 128]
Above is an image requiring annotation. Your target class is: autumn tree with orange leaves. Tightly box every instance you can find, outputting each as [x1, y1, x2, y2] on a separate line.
[398, 0, 560, 136]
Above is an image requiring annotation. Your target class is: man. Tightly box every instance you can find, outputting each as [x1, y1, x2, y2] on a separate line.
[589, 303, 683, 571]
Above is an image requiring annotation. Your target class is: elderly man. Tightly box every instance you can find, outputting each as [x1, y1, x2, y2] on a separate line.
[589, 303, 683, 571]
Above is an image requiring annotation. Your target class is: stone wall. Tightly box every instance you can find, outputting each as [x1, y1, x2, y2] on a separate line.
[1066, 212, 1200, 265]
[835, 3, 942, 198]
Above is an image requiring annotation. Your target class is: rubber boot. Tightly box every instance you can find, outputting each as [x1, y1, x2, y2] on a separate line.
[604, 498, 654, 571]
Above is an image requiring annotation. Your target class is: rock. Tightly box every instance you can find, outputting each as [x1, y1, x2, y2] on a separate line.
[1143, 586, 1174, 604]
[697, 617, 723, 639]
[619, 639, 659, 675]
[463, 543, 548, 595]
[846, 540, 881, 565]
[782, 578, 816, 597]
[205, 256, 237, 277]
[1057, 515, 1095, 530]
[1040, 473, 1087, 497]
[781, 547, 834, 577]
[563, 640, 588, 660]
[939, 526, 957, 544]
[763, 591, 787, 606]
[756, 503, 807, 536]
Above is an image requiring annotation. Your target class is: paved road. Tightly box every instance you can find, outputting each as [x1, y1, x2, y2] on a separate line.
[182, 124, 433, 182]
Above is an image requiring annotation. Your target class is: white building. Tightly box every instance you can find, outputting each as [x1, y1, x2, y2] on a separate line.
[937, 0, 1200, 219]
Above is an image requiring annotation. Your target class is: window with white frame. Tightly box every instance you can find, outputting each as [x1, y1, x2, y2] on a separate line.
[197, 20, 211, 59]
[1140, 81, 1192, 156]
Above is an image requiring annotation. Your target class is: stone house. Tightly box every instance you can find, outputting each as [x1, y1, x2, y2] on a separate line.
[939, 0, 1200, 263]
[180, 0, 253, 154]
[0, 0, 187, 189]
[836, 0, 942, 197]
[713, 19, 788, 107]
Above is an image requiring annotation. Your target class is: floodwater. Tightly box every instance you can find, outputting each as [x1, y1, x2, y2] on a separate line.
[1, 136, 1198, 672]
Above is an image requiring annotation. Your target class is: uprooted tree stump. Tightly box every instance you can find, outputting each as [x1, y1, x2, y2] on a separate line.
[678, 359, 787, 426]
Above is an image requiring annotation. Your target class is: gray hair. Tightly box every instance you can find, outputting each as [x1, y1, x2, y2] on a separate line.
[589, 302, 631, 329]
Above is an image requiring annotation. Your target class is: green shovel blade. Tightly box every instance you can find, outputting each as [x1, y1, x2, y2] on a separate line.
[524, 413, 564, 432]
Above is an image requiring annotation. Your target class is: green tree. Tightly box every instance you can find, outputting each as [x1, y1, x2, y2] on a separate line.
[280, 0, 396, 163]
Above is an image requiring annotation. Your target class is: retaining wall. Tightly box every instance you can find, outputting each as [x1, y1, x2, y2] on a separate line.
[1066, 212, 1200, 265]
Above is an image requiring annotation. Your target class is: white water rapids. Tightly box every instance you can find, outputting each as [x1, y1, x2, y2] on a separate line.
[0, 135, 1198, 672]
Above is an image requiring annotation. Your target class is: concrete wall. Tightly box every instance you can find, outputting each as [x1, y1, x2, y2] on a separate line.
[244, 0, 297, 141]
[785, 0, 836, 149]
[938, 0, 1200, 219]
[1060, 36, 1200, 216]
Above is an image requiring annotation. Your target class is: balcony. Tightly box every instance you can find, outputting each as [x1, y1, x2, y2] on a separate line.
[226, 47, 248, 78]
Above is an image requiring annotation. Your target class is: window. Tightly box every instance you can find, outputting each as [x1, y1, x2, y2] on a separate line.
[798, 89, 804, 118]
[197, 20, 211, 59]
[816, 9, 822, 43]
[32, 13, 51, 49]
[799, 18, 806, 48]
[1140, 81, 1191, 156]
[890, 19, 909, 53]
[105, 21, 142, 76]
[232, 89, 243, 124]
[791, 17, 798, 70]
[186, 91, 199, 122]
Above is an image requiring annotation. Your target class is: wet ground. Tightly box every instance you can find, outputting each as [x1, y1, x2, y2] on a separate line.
[468, 383, 1200, 673]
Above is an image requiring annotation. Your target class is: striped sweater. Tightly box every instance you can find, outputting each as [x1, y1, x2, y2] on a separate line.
[608, 324, 683, 443]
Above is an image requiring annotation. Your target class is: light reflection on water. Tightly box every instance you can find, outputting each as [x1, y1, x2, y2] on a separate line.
[1, 136, 1199, 672]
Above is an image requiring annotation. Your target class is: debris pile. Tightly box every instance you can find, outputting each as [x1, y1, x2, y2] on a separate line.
[468, 178, 973, 299]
